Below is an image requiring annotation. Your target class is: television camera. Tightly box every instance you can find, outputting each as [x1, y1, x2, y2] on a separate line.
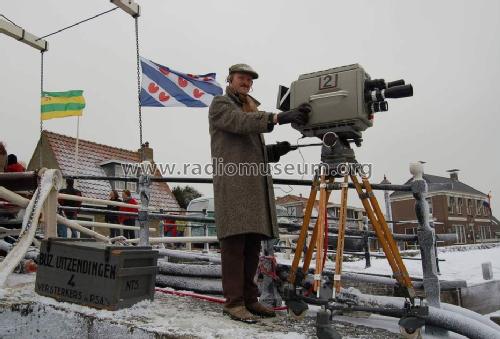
[277, 64, 413, 167]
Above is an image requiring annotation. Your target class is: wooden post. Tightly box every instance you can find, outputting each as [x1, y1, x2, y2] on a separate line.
[42, 188, 58, 237]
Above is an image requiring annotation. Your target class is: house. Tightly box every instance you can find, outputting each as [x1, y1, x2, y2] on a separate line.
[27, 130, 180, 236]
[390, 170, 498, 245]
[275, 194, 366, 230]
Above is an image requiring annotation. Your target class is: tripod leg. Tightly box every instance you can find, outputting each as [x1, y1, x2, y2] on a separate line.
[334, 175, 349, 296]
[350, 175, 405, 284]
[314, 174, 328, 294]
[289, 179, 318, 284]
[361, 177, 415, 297]
[303, 187, 333, 274]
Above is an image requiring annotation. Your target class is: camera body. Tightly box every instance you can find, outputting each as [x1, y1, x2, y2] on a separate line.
[277, 64, 413, 145]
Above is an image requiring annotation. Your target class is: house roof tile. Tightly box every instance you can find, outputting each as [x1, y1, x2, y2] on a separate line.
[44, 131, 179, 210]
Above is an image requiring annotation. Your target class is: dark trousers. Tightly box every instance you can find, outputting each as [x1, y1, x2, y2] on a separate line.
[57, 213, 78, 238]
[123, 219, 136, 239]
[220, 233, 262, 308]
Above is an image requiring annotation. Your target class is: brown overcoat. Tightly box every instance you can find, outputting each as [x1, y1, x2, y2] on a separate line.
[208, 91, 279, 240]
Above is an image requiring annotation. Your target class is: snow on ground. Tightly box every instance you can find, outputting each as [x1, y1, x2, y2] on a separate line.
[278, 243, 500, 285]
[0, 274, 400, 338]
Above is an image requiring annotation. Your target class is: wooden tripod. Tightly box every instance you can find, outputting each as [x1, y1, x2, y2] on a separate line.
[288, 172, 415, 299]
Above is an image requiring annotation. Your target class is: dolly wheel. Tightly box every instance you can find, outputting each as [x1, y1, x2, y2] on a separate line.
[398, 316, 425, 339]
[399, 325, 422, 339]
[288, 307, 307, 320]
[287, 300, 308, 320]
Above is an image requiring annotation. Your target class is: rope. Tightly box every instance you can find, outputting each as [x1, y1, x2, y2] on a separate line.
[36, 7, 119, 40]
[258, 255, 279, 280]
[134, 16, 144, 159]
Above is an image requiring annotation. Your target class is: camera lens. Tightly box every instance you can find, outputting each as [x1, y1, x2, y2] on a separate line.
[383, 84, 413, 98]
[365, 79, 386, 90]
[368, 101, 389, 113]
[387, 80, 405, 88]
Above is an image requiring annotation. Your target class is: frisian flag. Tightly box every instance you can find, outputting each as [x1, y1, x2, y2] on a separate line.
[140, 57, 223, 107]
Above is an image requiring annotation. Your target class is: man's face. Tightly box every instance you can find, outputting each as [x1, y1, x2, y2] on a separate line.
[229, 72, 253, 95]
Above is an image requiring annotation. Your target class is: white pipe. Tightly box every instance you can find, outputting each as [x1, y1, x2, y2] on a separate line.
[353, 290, 500, 338]
[57, 215, 109, 243]
[0, 186, 29, 208]
[77, 220, 156, 232]
[126, 233, 299, 244]
[0, 169, 62, 287]
[58, 193, 153, 210]
[126, 236, 218, 244]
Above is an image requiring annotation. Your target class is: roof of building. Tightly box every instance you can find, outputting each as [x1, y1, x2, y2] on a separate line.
[42, 130, 179, 210]
[390, 174, 487, 198]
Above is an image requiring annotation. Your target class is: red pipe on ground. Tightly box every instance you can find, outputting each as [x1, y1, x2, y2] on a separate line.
[155, 288, 288, 311]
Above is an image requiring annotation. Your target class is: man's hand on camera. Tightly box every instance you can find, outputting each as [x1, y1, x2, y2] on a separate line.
[277, 103, 311, 125]
[274, 141, 292, 157]
[266, 141, 293, 163]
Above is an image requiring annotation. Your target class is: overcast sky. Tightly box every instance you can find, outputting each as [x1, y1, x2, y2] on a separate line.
[1, 0, 500, 213]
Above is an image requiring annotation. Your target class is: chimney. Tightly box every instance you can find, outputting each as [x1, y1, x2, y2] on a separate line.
[139, 141, 154, 162]
[447, 169, 459, 181]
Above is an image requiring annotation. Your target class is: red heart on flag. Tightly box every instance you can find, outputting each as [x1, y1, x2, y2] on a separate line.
[159, 67, 170, 76]
[178, 77, 188, 87]
[193, 88, 205, 99]
[159, 92, 170, 102]
[148, 82, 159, 93]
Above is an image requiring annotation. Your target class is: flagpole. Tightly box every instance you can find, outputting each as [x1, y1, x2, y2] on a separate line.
[488, 191, 493, 239]
[75, 115, 80, 183]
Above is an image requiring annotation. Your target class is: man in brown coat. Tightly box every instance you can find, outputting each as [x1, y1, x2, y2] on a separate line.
[209, 63, 311, 322]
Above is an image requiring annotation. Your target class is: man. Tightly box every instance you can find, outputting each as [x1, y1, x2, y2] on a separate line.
[58, 178, 82, 238]
[4, 154, 25, 172]
[208, 63, 311, 322]
[119, 189, 138, 239]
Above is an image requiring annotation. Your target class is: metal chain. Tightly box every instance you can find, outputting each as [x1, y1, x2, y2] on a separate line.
[134, 16, 144, 160]
[40, 51, 45, 168]
[13, 188, 41, 245]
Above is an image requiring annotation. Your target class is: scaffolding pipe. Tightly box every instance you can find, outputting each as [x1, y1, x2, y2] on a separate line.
[65, 175, 413, 192]
[77, 220, 155, 232]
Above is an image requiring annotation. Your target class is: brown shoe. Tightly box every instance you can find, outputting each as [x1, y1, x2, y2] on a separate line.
[223, 305, 258, 323]
[246, 302, 276, 318]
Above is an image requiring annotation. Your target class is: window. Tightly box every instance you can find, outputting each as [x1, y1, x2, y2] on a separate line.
[454, 224, 466, 244]
[483, 202, 489, 216]
[448, 196, 455, 214]
[466, 199, 473, 215]
[476, 200, 483, 216]
[404, 227, 417, 235]
[457, 198, 463, 214]
[479, 225, 492, 241]
[287, 206, 297, 217]
[115, 164, 137, 192]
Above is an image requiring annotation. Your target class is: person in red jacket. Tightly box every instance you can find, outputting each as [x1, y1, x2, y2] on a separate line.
[4, 154, 25, 172]
[119, 189, 138, 239]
